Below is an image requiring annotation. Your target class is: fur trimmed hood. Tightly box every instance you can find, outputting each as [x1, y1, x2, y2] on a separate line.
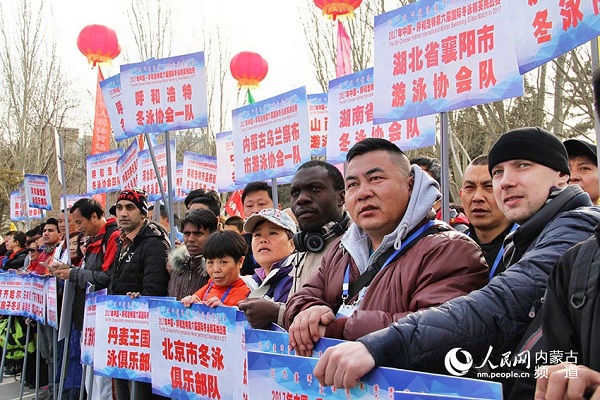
[168, 245, 206, 275]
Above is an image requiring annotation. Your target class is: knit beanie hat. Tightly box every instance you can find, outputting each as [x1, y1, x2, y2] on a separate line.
[114, 188, 149, 215]
[488, 127, 570, 176]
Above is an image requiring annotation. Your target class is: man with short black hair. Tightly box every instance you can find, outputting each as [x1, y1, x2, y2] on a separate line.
[460, 155, 514, 278]
[148, 203, 183, 243]
[54, 198, 120, 294]
[36, 218, 61, 273]
[108, 188, 170, 400]
[411, 155, 469, 232]
[287, 161, 349, 292]
[313, 128, 600, 399]
[242, 181, 278, 216]
[167, 209, 218, 300]
[25, 226, 41, 242]
[286, 139, 488, 353]
[188, 196, 221, 218]
[183, 188, 206, 209]
[410, 156, 441, 184]
[224, 215, 244, 234]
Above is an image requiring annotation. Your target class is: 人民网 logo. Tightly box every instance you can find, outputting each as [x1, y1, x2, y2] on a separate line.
[444, 347, 473, 376]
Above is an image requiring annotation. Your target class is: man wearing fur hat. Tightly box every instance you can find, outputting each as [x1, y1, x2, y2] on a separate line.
[108, 188, 170, 400]
[312, 128, 600, 399]
[167, 209, 218, 300]
[285, 138, 488, 352]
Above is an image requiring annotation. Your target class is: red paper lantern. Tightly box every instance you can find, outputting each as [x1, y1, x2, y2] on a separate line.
[77, 25, 121, 67]
[313, 0, 362, 20]
[230, 51, 268, 89]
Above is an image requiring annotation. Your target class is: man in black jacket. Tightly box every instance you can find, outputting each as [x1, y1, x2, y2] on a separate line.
[52, 198, 120, 400]
[108, 188, 170, 400]
[535, 68, 600, 400]
[2, 231, 28, 270]
[312, 127, 600, 397]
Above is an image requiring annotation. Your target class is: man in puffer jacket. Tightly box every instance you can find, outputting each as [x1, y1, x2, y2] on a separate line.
[108, 188, 170, 400]
[286, 138, 488, 353]
[312, 128, 600, 398]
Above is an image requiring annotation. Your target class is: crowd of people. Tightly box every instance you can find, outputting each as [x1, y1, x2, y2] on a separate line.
[3, 77, 600, 400]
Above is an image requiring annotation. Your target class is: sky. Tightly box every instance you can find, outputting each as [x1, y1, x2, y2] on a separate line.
[36, 0, 327, 131]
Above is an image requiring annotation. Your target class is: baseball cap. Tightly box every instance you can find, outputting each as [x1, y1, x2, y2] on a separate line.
[244, 208, 297, 235]
[563, 139, 598, 166]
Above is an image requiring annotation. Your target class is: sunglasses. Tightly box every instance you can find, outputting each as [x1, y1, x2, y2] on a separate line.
[27, 248, 40, 253]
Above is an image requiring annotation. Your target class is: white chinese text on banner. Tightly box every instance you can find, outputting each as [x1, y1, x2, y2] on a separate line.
[24, 174, 53, 211]
[373, 0, 523, 123]
[86, 148, 124, 194]
[216, 131, 244, 193]
[118, 140, 139, 190]
[182, 152, 217, 193]
[327, 68, 437, 164]
[232, 87, 311, 184]
[137, 140, 176, 201]
[308, 93, 328, 157]
[512, 1, 600, 73]
[120, 52, 208, 134]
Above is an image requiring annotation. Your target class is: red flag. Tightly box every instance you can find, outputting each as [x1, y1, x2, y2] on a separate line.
[225, 190, 245, 219]
[336, 20, 352, 78]
[91, 67, 111, 154]
[91, 67, 111, 206]
[92, 193, 106, 209]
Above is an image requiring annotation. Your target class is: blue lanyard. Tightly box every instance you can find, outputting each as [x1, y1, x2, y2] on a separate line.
[342, 221, 436, 301]
[202, 281, 233, 302]
[488, 223, 519, 280]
